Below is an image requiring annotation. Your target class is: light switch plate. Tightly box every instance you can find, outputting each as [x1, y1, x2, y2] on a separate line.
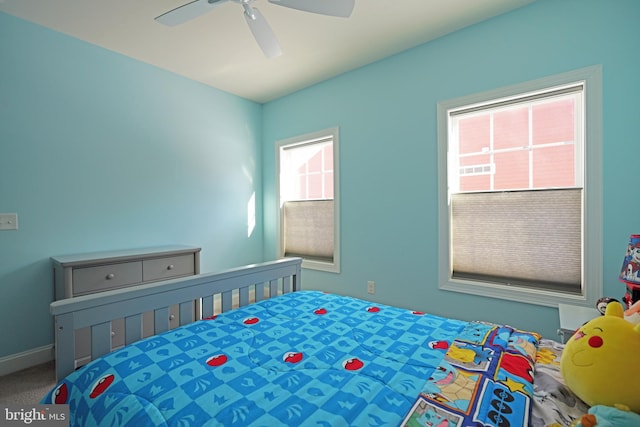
[0, 213, 18, 230]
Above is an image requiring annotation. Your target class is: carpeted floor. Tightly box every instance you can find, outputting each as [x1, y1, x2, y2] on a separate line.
[0, 361, 57, 405]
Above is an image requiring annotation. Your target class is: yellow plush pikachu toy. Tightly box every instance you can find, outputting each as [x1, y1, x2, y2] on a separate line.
[560, 301, 640, 413]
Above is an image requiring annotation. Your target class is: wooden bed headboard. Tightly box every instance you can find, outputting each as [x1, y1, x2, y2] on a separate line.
[50, 257, 302, 380]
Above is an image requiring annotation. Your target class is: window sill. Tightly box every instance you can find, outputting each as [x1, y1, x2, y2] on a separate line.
[301, 258, 340, 273]
[440, 277, 597, 308]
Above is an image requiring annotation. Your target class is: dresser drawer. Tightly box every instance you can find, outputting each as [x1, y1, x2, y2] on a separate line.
[72, 261, 143, 296]
[143, 254, 195, 282]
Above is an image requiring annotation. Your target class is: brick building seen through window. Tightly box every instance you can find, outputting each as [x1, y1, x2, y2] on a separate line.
[456, 97, 576, 192]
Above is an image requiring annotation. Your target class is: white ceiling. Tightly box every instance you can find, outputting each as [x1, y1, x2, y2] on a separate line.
[0, 0, 535, 103]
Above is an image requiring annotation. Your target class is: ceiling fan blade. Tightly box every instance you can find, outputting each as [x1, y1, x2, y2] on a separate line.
[268, 0, 355, 18]
[155, 0, 229, 26]
[244, 6, 282, 58]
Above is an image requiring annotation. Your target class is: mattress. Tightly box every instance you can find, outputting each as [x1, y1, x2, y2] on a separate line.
[42, 291, 544, 426]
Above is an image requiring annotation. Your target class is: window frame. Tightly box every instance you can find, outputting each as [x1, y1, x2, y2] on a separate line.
[437, 66, 602, 307]
[276, 127, 341, 273]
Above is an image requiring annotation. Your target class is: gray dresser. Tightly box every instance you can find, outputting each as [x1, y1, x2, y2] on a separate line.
[52, 245, 201, 367]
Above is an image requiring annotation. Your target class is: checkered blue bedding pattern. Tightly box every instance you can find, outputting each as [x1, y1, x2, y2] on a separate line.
[42, 291, 539, 426]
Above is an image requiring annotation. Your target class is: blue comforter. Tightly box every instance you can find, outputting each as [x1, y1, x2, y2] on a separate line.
[42, 291, 538, 426]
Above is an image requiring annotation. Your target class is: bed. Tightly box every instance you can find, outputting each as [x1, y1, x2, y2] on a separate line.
[42, 257, 590, 426]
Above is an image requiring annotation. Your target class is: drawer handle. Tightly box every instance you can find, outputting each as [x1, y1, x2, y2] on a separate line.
[111, 331, 115, 337]
[106, 273, 116, 280]
[169, 314, 175, 320]
[167, 264, 175, 270]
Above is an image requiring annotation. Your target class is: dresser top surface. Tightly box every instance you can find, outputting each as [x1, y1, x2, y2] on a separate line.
[51, 245, 201, 267]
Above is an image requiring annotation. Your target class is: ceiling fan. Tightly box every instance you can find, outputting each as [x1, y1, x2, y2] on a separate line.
[155, 0, 355, 58]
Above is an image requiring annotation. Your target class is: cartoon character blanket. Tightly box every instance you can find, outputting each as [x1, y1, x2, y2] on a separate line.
[402, 321, 540, 427]
[42, 291, 540, 426]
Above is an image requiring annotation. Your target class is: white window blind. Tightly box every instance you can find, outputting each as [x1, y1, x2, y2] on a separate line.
[451, 188, 582, 294]
[283, 200, 334, 262]
[449, 84, 583, 117]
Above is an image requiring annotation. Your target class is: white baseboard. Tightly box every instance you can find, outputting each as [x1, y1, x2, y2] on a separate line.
[0, 345, 54, 377]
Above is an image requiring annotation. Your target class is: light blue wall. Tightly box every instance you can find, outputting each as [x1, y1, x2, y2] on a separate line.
[263, 0, 640, 339]
[2, 0, 638, 360]
[0, 13, 264, 358]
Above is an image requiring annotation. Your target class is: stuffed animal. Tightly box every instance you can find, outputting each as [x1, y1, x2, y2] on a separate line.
[560, 301, 640, 413]
[571, 404, 640, 427]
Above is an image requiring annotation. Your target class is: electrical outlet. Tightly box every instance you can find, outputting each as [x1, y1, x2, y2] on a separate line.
[0, 213, 18, 231]
[367, 281, 375, 294]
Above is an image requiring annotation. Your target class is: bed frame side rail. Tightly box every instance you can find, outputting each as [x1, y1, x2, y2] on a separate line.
[50, 258, 302, 380]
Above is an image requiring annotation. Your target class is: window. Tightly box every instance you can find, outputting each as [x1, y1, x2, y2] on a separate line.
[438, 66, 602, 307]
[277, 128, 340, 273]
